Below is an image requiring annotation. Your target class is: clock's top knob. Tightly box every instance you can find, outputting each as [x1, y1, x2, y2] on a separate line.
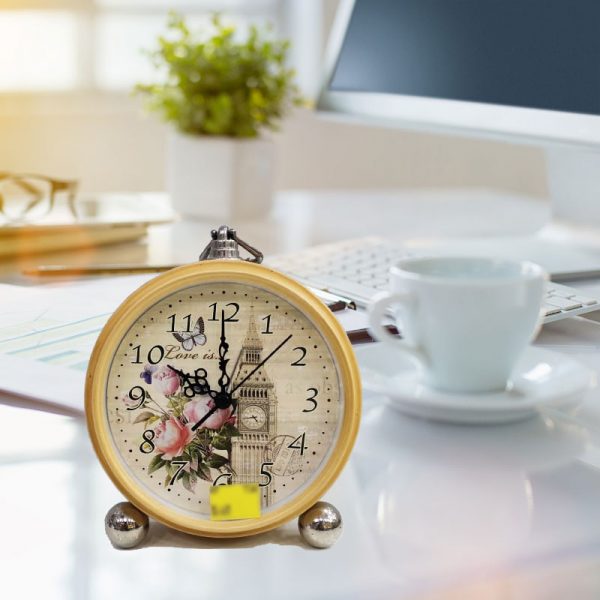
[199, 225, 263, 264]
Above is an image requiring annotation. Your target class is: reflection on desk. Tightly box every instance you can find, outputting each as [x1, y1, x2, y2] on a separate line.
[2, 380, 600, 600]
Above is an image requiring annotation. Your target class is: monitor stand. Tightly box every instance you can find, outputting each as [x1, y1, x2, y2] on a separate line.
[407, 147, 600, 278]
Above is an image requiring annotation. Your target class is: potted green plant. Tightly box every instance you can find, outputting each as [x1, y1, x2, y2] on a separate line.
[136, 13, 301, 219]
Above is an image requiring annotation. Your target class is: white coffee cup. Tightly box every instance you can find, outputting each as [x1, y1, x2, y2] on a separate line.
[368, 256, 547, 394]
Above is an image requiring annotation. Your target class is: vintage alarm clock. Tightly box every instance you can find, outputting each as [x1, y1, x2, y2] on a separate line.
[86, 226, 361, 546]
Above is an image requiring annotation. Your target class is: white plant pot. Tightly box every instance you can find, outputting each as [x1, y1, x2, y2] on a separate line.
[167, 131, 275, 220]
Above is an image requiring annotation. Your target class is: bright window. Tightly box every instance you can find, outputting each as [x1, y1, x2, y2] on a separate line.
[0, 11, 79, 91]
[0, 0, 284, 93]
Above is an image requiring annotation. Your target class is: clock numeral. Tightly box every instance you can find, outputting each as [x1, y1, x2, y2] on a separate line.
[131, 344, 165, 365]
[291, 346, 307, 367]
[139, 429, 155, 454]
[148, 345, 165, 365]
[259, 462, 274, 487]
[132, 345, 142, 364]
[261, 314, 273, 334]
[303, 387, 318, 413]
[126, 386, 146, 410]
[213, 473, 232, 486]
[167, 313, 192, 333]
[208, 302, 240, 322]
[169, 460, 188, 486]
[288, 432, 307, 456]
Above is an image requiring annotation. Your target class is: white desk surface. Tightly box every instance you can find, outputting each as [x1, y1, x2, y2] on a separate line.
[3, 189, 600, 600]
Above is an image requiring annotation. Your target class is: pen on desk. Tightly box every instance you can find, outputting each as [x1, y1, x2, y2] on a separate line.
[346, 325, 400, 344]
[325, 300, 347, 312]
[306, 287, 357, 312]
[23, 264, 357, 312]
[551, 270, 600, 283]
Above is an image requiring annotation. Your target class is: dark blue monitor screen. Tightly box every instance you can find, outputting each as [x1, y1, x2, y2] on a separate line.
[329, 0, 600, 116]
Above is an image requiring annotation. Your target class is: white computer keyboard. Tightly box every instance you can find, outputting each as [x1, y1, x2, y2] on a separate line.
[267, 237, 600, 324]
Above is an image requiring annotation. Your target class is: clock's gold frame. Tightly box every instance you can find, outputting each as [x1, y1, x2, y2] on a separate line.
[86, 260, 362, 538]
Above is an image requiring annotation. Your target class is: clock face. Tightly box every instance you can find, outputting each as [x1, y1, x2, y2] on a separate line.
[102, 280, 344, 520]
[241, 405, 267, 430]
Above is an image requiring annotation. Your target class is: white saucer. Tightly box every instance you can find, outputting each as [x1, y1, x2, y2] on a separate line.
[355, 345, 596, 424]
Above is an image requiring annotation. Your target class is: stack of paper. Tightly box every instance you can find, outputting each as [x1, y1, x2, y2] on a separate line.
[0, 275, 154, 415]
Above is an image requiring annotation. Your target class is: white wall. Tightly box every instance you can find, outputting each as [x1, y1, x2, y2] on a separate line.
[0, 95, 548, 197]
[275, 110, 547, 197]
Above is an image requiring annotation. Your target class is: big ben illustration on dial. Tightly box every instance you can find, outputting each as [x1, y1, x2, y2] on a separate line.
[230, 312, 278, 508]
[86, 227, 361, 538]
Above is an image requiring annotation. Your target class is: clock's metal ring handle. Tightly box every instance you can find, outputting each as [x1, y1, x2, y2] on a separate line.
[199, 225, 263, 264]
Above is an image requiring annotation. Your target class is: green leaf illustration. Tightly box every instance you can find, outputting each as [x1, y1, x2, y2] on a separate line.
[133, 411, 155, 424]
[196, 461, 212, 482]
[181, 471, 192, 492]
[220, 423, 240, 437]
[195, 429, 212, 446]
[182, 471, 197, 493]
[211, 434, 231, 451]
[148, 455, 167, 474]
[189, 453, 199, 473]
[207, 454, 228, 469]
[166, 462, 177, 480]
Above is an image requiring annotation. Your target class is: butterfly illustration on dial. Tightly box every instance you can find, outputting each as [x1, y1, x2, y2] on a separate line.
[172, 316, 207, 350]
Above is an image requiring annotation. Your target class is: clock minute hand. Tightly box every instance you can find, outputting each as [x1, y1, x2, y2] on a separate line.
[230, 334, 292, 395]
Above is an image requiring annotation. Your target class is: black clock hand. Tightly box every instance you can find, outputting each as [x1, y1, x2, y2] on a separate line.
[217, 310, 231, 396]
[230, 334, 292, 394]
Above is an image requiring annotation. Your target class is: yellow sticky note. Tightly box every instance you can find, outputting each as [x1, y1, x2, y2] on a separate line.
[210, 483, 261, 521]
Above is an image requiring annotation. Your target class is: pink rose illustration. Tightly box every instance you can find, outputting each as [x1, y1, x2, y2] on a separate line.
[153, 365, 180, 396]
[183, 396, 234, 431]
[154, 417, 194, 459]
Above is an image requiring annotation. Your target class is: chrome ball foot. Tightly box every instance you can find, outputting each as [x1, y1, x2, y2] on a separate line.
[298, 501, 343, 549]
[105, 502, 149, 549]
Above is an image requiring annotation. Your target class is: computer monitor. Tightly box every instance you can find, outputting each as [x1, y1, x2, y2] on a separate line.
[318, 0, 600, 264]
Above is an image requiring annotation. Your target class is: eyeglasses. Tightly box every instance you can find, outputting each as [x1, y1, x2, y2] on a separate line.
[0, 172, 79, 224]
